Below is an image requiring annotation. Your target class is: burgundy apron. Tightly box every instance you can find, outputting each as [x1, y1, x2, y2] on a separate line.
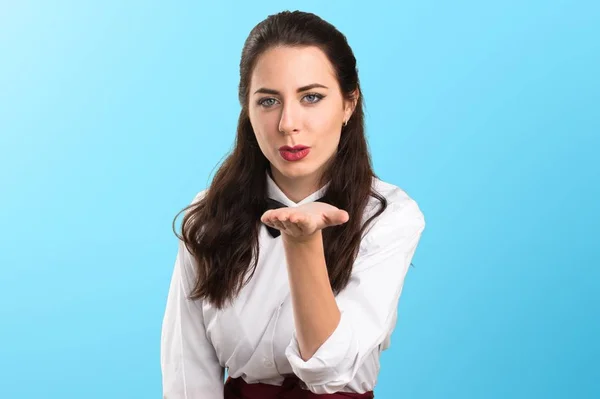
[224, 375, 374, 399]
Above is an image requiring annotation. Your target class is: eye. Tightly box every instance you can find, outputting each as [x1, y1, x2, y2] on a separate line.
[258, 97, 279, 108]
[303, 93, 324, 104]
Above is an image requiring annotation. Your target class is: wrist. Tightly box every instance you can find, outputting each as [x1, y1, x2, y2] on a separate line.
[282, 229, 322, 245]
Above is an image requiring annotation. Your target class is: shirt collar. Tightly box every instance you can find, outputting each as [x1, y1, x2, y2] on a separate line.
[266, 170, 330, 207]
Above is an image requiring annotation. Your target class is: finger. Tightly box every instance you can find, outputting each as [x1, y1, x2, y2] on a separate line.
[263, 218, 277, 229]
[288, 213, 306, 225]
[289, 213, 313, 233]
[324, 210, 350, 226]
[263, 210, 286, 224]
[281, 219, 303, 236]
[261, 210, 274, 224]
[272, 218, 287, 232]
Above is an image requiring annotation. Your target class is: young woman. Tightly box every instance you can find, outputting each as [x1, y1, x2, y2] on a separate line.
[161, 10, 426, 399]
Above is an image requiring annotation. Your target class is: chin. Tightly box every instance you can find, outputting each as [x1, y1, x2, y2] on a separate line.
[275, 162, 320, 179]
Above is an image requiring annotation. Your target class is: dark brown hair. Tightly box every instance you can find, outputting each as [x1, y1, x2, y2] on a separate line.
[173, 10, 387, 309]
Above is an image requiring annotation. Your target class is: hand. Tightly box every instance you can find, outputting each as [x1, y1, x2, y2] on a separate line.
[261, 201, 349, 240]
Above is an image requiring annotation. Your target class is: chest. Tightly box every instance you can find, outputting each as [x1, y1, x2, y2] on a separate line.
[201, 236, 296, 370]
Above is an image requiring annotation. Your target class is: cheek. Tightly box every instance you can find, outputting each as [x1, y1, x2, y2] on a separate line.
[310, 104, 343, 142]
[314, 98, 343, 126]
[249, 109, 267, 136]
[254, 121, 276, 140]
[250, 114, 279, 150]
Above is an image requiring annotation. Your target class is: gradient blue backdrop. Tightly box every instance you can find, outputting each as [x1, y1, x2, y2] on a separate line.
[1, 1, 598, 398]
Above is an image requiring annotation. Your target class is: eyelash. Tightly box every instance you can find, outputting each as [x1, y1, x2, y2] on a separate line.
[257, 93, 325, 108]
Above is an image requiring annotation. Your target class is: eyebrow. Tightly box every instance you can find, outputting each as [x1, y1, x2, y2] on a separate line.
[253, 83, 329, 95]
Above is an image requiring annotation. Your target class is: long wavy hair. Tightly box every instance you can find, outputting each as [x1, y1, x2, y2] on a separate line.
[173, 10, 387, 309]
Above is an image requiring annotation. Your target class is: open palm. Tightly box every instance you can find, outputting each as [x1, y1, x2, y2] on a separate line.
[261, 201, 349, 239]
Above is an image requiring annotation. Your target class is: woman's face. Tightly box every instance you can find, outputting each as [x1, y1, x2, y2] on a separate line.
[248, 45, 355, 185]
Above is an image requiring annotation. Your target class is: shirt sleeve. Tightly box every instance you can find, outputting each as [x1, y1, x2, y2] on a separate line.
[161, 238, 225, 399]
[285, 193, 426, 394]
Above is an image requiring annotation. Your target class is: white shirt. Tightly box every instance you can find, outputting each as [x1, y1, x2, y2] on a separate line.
[161, 172, 426, 398]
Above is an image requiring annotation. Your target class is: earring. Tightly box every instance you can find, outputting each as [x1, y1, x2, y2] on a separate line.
[343, 120, 348, 127]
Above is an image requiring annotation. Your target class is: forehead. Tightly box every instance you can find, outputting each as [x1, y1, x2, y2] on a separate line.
[250, 45, 337, 90]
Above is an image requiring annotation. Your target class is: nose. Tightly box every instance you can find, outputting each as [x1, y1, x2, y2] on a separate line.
[278, 102, 300, 135]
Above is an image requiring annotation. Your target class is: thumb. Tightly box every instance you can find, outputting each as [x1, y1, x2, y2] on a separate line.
[324, 209, 350, 226]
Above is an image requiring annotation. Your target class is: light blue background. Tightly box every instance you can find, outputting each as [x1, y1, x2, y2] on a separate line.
[1, 1, 598, 398]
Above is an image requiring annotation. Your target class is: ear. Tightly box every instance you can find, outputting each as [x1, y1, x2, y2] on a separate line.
[343, 89, 360, 123]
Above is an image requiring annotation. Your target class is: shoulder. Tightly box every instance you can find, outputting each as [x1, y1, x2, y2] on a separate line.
[178, 189, 209, 220]
[367, 177, 425, 224]
[360, 177, 426, 249]
[175, 189, 209, 287]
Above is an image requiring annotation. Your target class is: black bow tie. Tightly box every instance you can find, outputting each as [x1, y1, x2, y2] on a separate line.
[264, 197, 326, 238]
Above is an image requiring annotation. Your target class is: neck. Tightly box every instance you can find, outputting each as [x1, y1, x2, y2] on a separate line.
[269, 166, 324, 203]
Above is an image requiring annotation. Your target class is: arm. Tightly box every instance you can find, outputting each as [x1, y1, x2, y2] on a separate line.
[161, 239, 224, 399]
[282, 230, 341, 361]
[284, 197, 425, 394]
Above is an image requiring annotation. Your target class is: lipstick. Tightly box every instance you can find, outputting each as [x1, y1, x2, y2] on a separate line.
[279, 145, 310, 162]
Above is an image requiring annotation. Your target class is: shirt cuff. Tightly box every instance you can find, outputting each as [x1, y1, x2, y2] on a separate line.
[284, 309, 359, 393]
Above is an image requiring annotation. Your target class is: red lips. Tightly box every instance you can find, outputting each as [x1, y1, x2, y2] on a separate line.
[279, 145, 311, 161]
[279, 145, 309, 151]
